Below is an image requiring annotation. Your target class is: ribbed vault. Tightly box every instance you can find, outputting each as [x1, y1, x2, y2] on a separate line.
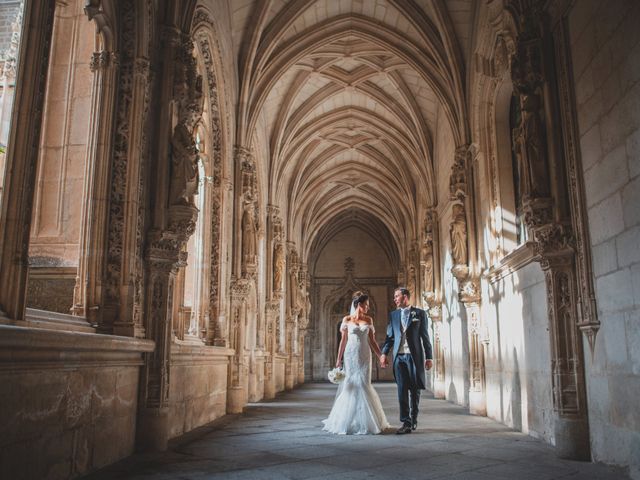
[308, 208, 399, 275]
[234, 0, 471, 262]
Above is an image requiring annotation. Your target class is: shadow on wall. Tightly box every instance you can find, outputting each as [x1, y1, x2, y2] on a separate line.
[508, 346, 522, 430]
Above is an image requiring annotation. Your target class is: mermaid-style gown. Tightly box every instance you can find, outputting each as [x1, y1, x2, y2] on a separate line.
[322, 323, 390, 434]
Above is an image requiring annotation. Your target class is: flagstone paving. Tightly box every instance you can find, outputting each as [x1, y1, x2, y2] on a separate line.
[84, 383, 630, 479]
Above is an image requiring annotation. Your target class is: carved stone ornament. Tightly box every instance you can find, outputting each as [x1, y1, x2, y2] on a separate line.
[230, 278, 252, 301]
[89, 51, 117, 72]
[428, 304, 442, 322]
[449, 146, 468, 201]
[459, 277, 481, 304]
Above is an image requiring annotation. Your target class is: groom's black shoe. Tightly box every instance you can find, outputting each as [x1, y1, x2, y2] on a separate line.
[411, 418, 418, 431]
[396, 423, 412, 434]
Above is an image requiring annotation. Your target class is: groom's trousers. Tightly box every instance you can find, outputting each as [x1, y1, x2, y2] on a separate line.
[394, 353, 421, 425]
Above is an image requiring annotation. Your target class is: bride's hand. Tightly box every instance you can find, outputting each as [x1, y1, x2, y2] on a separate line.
[335, 360, 342, 368]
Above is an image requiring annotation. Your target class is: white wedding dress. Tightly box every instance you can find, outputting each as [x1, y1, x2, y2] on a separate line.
[322, 322, 390, 434]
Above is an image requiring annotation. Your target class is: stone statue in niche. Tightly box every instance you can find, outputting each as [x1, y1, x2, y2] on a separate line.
[421, 241, 434, 293]
[407, 265, 417, 300]
[450, 204, 467, 266]
[169, 123, 199, 205]
[273, 243, 285, 292]
[242, 201, 257, 268]
[516, 93, 549, 199]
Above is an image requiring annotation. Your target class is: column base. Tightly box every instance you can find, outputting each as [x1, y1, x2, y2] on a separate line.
[248, 371, 259, 402]
[264, 376, 276, 399]
[469, 389, 486, 416]
[433, 379, 446, 399]
[227, 386, 246, 414]
[136, 407, 169, 452]
[554, 416, 591, 461]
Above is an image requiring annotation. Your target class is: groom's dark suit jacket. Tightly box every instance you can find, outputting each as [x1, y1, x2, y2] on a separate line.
[381, 307, 433, 389]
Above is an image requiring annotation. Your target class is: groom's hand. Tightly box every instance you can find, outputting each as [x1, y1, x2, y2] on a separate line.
[425, 359, 433, 370]
[380, 354, 388, 368]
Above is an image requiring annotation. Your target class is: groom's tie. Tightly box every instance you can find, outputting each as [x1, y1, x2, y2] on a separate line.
[401, 308, 409, 330]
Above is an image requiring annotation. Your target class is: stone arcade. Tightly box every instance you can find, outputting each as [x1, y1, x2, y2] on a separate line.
[0, 0, 638, 478]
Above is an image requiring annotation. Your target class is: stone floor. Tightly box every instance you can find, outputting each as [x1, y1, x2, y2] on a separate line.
[85, 383, 630, 480]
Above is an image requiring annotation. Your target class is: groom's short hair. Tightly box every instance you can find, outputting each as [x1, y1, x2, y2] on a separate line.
[395, 287, 410, 298]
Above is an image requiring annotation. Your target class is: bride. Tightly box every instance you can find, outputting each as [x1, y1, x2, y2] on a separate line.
[322, 291, 390, 434]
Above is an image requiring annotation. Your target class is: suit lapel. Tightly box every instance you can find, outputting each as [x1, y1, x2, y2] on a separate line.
[394, 309, 401, 333]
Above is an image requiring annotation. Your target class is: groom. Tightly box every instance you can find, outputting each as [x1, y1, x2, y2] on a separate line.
[380, 287, 433, 434]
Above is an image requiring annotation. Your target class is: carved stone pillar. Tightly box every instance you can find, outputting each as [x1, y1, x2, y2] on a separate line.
[449, 143, 486, 414]
[506, 0, 591, 459]
[227, 277, 251, 413]
[526, 202, 590, 459]
[137, 18, 203, 450]
[71, 42, 120, 327]
[263, 300, 280, 399]
[0, 2, 55, 322]
[460, 278, 485, 415]
[430, 304, 445, 399]
[284, 315, 296, 390]
[100, 3, 154, 337]
[137, 205, 197, 451]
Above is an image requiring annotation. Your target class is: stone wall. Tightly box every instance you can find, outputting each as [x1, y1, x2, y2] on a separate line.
[168, 345, 232, 439]
[568, 0, 640, 476]
[0, 326, 153, 479]
[483, 261, 553, 442]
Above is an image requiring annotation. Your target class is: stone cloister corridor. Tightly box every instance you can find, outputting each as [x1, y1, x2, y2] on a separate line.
[85, 384, 629, 480]
[0, 0, 639, 479]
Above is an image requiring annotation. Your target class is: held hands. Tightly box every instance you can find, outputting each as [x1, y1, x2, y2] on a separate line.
[379, 354, 388, 369]
[425, 359, 433, 370]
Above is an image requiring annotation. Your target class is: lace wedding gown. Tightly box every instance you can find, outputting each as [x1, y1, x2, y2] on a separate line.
[322, 323, 390, 434]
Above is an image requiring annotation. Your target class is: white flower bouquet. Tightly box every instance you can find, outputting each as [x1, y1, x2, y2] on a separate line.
[327, 367, 345, 384]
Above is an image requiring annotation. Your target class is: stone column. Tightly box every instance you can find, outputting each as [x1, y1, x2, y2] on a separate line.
[263, 300, 280, 399]
[100, 1, 153, 337]
[284, 315, 296, 390]
[449, 143, 487, 415]
[72, 48, 120, 325]
[525, 201, 590, 460]
[459, 278, 485, 415]
[430, 304, 446, 399]
[0, 2, 55, 322]
[137, 204, 197, 451]
[227, 277, 251, 413]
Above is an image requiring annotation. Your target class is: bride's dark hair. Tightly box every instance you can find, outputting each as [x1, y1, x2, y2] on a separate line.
[352, 291, 369, 309]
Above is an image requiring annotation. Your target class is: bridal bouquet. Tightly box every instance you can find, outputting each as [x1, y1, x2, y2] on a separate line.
[327, 367, 345, 384]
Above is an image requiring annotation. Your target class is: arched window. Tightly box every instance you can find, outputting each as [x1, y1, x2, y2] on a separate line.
[0, 0, 24, 212]
[25, 0, 96, 327]
[173, 125, 210, 342]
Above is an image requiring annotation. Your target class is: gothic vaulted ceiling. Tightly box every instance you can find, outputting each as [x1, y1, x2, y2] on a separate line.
[232, 0, 473, 265]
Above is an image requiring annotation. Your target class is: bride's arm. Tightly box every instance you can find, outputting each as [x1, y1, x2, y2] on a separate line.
[367, 319, 383, 357]
[335, 319, 349, 368]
